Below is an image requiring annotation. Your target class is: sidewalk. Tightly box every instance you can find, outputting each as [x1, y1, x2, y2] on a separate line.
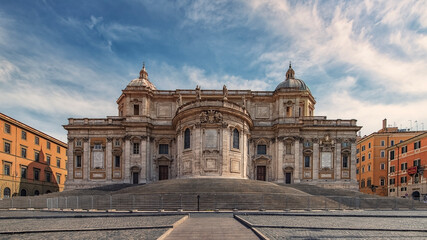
[164, 213, 259, 240]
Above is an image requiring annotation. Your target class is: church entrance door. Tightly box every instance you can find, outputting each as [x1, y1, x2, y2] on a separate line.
[285, 172, 292, 184]
[132, 172, 139, 184]
[257, 166, 266, 181]
[159, 165, 168, 180]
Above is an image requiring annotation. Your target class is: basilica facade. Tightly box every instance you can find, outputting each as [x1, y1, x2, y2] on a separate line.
[64, 64, 361, 189]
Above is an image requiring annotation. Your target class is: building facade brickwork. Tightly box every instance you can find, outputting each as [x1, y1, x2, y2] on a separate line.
[0, 113, 67, 198]
[64, 64, 361, 189]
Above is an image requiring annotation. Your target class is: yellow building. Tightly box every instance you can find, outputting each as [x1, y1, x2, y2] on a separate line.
[0, 113, 67, 198]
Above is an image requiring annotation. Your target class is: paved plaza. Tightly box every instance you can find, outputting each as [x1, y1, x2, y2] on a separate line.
[0, 210, 426, 239]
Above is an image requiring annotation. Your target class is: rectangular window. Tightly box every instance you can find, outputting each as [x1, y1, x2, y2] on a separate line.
[46, 172, 51, 182]
[362, 156, 365, 162]
[381, 140, 385, 146]
[257, 145, 267, 155]
[401, 162, 407, 170]
[401, 146, 407, 154]
[390, 140, 394, 146]
[380, 163, 385, 170]
[57, 146, 61, 153]
[76, 155, 82, 168]
[390, 150, 395, 160]
[21, 130, 27, 140]
[362, 146, 365, 151]
[56, 174, 61, 184]
[134, 104, 139, 115]
[159, 144, 169, 154]
[114, 155, 120, 168]
[380, 150, 385, 158]
[389, 178, 395, 185]
[57, 158, 61, 168]
[76, 140, 82, 147]
[368, 143, 371, 148]
[304, 156, 310, 168]
[361, 180, 365, 188]
[414, 141, 421, 150]
[368, 153, 371, 159]
[401, 176, 407, 184]
[4, 164, 11, 176]
[94, 144, 102, 150]
[304, 141, 311, 148]
[380, 178, 385, 186]
[414, 159, 421, 167]
[21, 167, 27, 178]
[47, 141, 51, 149]
[362, 166, 365, 173]
[114, 139, 120, 146]
[34, 168, 40, 181]
[368, 165, 371, 171]
[35, 151, 40, 162]
[390, 166, 395, 173]
[356, 168, 359, 174]
[342, 142, 349, 148]
[35, 136, 39, 145]
[356, 148, 359, 154]
[285, 143, 291, 154]
[342, 155, 349, 168]
[46, 155, 51, 165]
[4, 142, 11, 154]
[367, 179, 372, 186]
[4, 123, 11, 134]
[133, 143, 140, 154]
[21, 147, 27, 158]
[356, 158, 359, 164]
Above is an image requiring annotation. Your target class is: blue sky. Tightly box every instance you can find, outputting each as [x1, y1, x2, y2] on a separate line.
[1, 0, 427, 142]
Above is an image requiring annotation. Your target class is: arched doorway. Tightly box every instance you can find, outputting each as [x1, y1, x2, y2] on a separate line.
[4, 187, 11, 198]
[34, 190, 40, 196]
[20, 189, 27, 196]
[412, 191, 420, 200]
[283, 166, 294, 184]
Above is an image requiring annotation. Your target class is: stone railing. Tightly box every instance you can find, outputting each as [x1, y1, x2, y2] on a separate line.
[68, 117, 125, 126]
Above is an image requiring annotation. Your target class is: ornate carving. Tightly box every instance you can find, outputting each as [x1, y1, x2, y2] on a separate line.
[83, 137, 89, 142]
[312, 138, 319, 143]
[221, 122, 228, 128]
[200, 110, 223, 123]
[124, 135, 132, 140]
[67, 137, 75, 142]
[107, 137, 113, 142]
[350, 138, 357, 143]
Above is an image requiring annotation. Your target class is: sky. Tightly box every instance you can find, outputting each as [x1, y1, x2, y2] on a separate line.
[1, 0, 427, 142]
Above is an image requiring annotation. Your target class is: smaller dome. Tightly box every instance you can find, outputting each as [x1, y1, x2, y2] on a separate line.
[275, 63, 310, 92]
[126, 63, 157, 90]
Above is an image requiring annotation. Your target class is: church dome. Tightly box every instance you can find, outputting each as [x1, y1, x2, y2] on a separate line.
[126, 63, 157, 90]
[275, 64, 310, 92]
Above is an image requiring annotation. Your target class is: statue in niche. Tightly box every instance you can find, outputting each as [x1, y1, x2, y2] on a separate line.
[223, 85, 228, 100]
[195, 85, 201, 101]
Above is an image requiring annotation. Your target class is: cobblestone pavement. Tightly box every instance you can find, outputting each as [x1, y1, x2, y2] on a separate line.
[0, 211, 186, 239]
[238, 211, 427, 239]
[1, 229, 167, 240]
[256, 228, 427, 239]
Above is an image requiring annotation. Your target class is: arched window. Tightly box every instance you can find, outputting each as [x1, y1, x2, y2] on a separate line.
[34, 190, 39, 196]
[184, 128, 191, 149]
[20, 189, 27, 196]
[233, 129, 239, 149]
[4, 187, 11, 198]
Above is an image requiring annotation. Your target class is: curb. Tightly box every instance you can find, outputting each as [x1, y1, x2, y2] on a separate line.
[234, 215, 270, 240]
[157, 215, 189, 240]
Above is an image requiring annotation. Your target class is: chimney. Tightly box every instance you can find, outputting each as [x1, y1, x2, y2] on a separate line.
[383, 118, 387, 130]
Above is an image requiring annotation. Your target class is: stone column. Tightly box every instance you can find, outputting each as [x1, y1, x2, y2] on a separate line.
[277, 139, 284, 181]
[124, 138, 131, 182]
[294, 138, 300, 183]
[313, 141, 319, 180]
[140, 137, 147, 183]
[350, 141, 357, 181]
[83, 138, 90, 180]
[66, 137, 74, 183]
[106, 138, 112, 181]
[335, 142, 341, 180]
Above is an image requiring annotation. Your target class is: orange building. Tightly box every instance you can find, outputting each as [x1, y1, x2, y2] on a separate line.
[0, 113, 67, 198]
[387, 132, 427, 199]
[356, 119, 424, 196]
